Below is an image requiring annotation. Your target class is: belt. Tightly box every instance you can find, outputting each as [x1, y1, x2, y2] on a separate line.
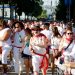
[13, 45, 22, 48]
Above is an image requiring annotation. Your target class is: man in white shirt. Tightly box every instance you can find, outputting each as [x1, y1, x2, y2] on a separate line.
[41, 23, 52, 54]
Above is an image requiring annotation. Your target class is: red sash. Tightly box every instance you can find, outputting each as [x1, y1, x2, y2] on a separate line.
[33, 52, 49, 72]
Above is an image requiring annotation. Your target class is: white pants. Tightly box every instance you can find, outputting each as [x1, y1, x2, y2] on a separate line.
[32, 55, 43, 73]
[71, 69, 75, 75]
[13, 47, 24, 74]
[2, 46, 12, 64]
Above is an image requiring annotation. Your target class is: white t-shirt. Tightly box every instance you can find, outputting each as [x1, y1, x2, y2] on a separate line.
[13, 29, 25, 47]
[69, 44, 75, 59]
[51, 36, 61, 49]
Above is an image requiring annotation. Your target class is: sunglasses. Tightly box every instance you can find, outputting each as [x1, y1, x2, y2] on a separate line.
[67, 32, 73, 35]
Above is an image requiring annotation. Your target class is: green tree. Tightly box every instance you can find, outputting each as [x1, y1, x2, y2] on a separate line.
[56, 0, 66, 21]
[32, 2, 42, 17]
[37, 10, 47, 18]
[0, 0, 43, 19]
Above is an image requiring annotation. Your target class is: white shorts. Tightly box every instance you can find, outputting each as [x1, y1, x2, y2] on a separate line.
[1, 46, 12, 64]
[32, 55, 43, 73]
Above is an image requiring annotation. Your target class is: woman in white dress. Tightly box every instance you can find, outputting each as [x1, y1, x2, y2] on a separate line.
[50, 26, 61, 75]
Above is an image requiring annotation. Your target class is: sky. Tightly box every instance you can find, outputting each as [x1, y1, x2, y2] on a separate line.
[42, 0, 59, 15]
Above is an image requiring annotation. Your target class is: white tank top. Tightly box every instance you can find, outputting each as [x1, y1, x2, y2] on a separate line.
[0, 28, 11, 47]
[51, 36, 61, 49]
[23, 40, 31, 55]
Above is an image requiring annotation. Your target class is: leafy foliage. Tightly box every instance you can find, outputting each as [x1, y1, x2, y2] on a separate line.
[32, 2, 42, 17]
[0, 0, 43, 17]
[56, 0, 66, 21]
[37, 10, 47, 18]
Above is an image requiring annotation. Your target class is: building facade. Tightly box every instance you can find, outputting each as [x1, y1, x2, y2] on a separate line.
[42, 0, 59, 20]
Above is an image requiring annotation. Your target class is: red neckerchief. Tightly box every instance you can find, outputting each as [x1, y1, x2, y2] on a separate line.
[66, 38, 73, 42]
[66, 38, 73, 43]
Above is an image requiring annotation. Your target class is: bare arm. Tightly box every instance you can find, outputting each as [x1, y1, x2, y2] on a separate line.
[0, 29, 11, 41]
[29, 37, 35, 54]
[59, 38, 64, 52]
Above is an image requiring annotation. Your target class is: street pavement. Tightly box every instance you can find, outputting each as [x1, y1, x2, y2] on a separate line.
[0, 64, 59, 75]
[0, 59, 63, 75]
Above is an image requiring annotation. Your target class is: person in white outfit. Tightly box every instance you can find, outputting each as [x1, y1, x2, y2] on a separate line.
[29, 25, 49, 75]
[55, 26, 75, 75]
[12, 21, 25, 75]
[50, 26, 61, 75]
[0, 19, 12, 75]
[41, 23, 52, 54]
[21, 28, 33, 75]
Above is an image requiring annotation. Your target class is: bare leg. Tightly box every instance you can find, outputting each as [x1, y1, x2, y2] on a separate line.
[24, 59, 30, 75]
[50, 54, 55, 75]
[2, 64, 8, 73]
[34, 71, 39, 75]
[29, 59, 33, 74]
[41, 69, 46, 75]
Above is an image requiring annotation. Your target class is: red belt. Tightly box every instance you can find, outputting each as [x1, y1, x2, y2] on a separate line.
[13, 46, 22, 48]
[33, 51, 48, 73]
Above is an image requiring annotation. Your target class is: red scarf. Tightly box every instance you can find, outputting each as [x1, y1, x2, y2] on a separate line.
[66, 38, 73, 42]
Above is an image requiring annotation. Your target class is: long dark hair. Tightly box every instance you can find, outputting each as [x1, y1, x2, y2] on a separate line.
[52, 26, 61, 37]
[12, 21, 24, 29]
[25, 28, 32, 36]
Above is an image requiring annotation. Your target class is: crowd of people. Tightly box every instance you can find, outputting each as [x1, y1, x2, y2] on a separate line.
[0, 18, 75, 75]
